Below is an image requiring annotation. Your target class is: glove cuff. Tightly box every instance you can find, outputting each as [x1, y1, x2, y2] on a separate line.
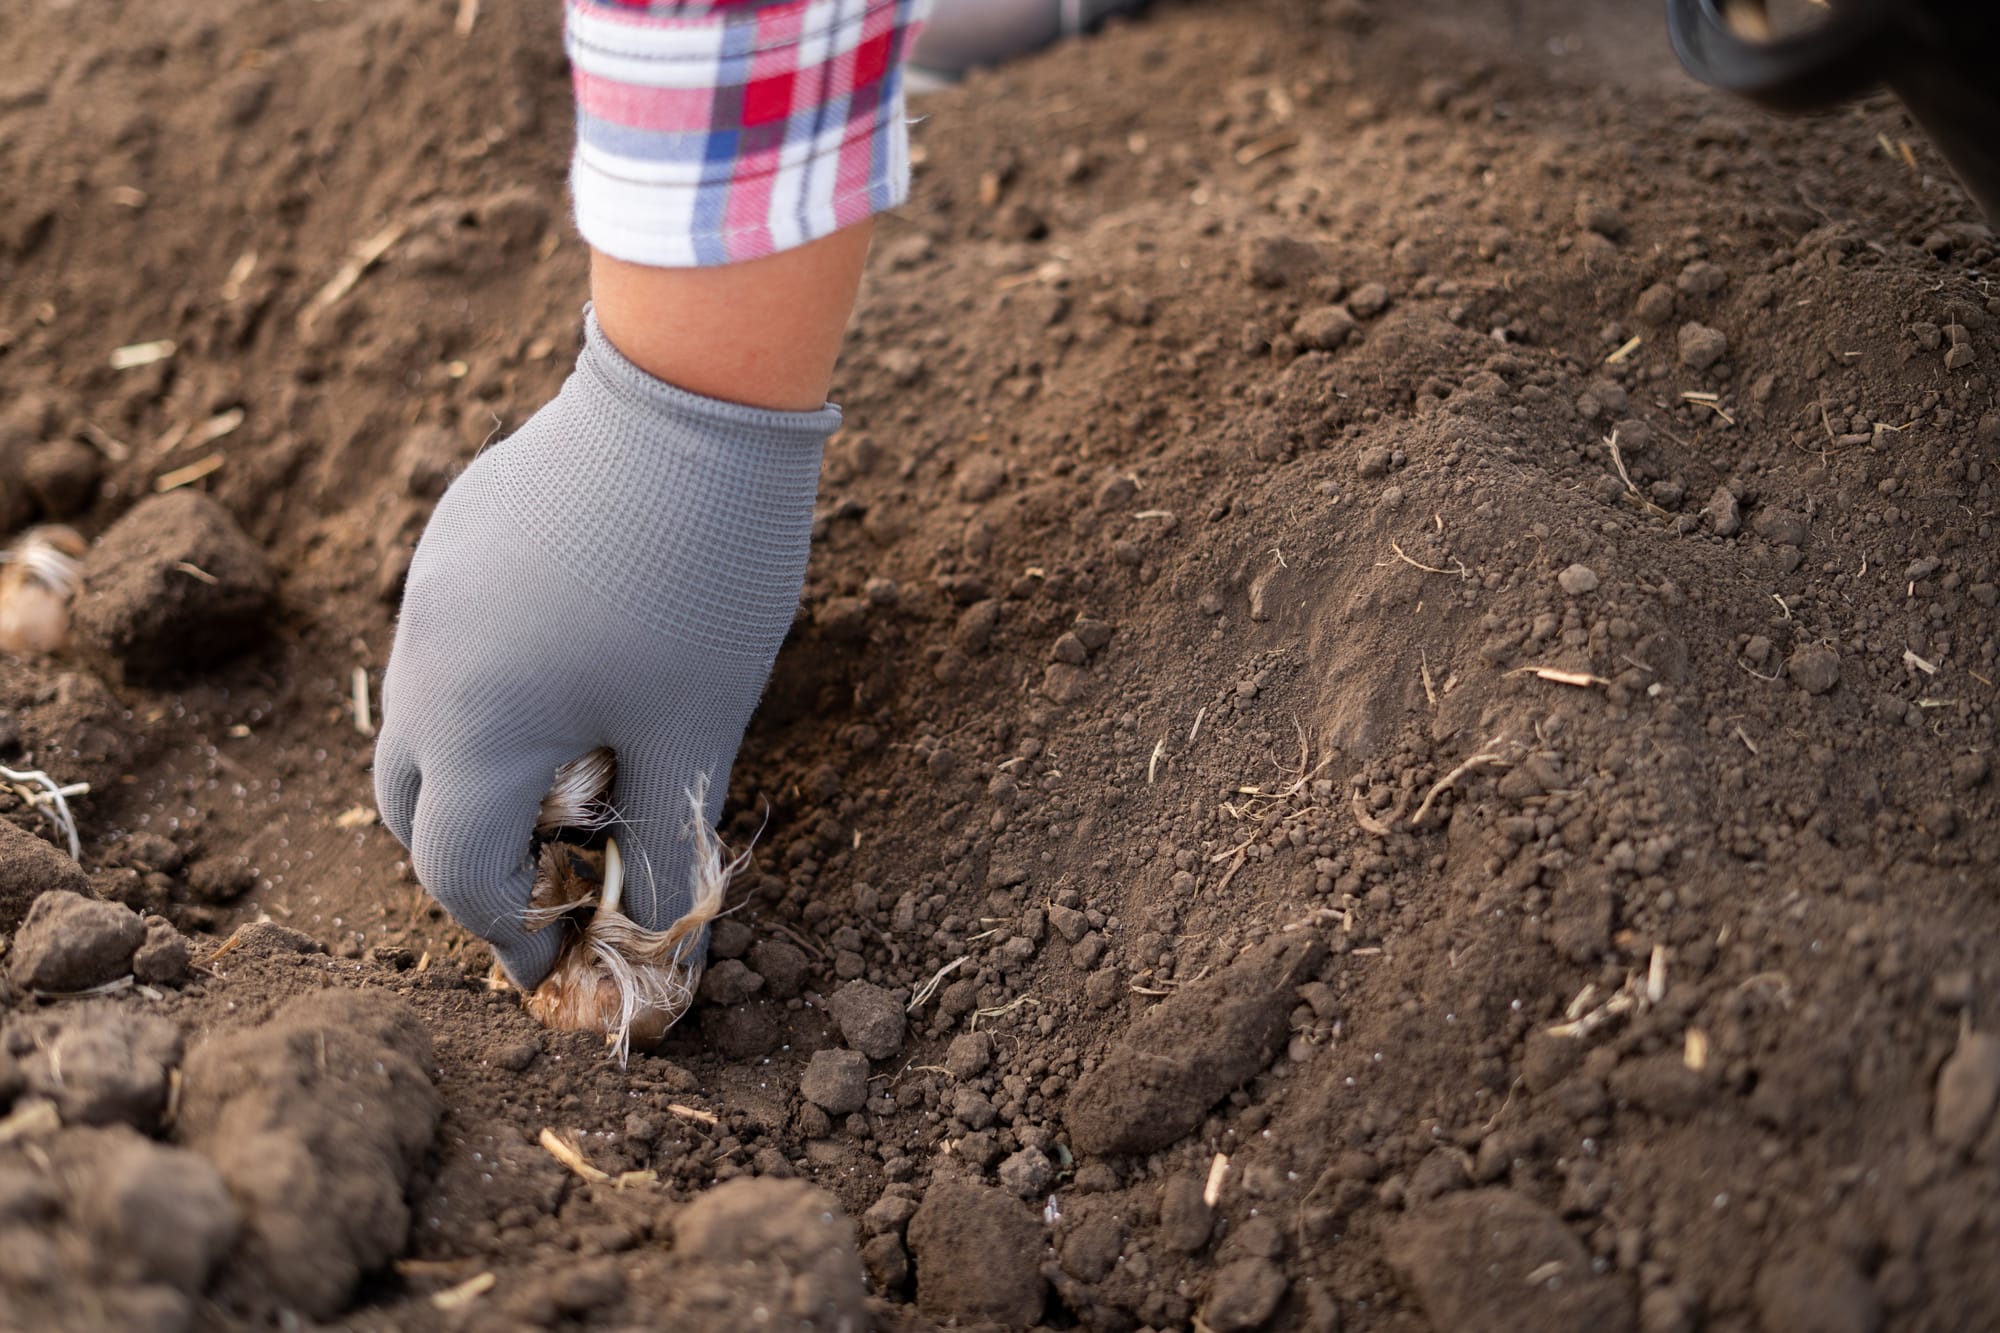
[579, 306, 843, 445]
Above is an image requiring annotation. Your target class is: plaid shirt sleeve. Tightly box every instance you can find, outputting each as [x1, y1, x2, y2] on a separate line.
[566, 0, 930, 267]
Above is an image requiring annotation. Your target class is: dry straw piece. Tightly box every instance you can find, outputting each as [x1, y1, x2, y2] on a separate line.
[0, 525, 86, 656]
[520, 748, 737, 1063]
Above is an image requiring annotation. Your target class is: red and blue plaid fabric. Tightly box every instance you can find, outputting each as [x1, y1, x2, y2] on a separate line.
[566, 0, 930, 266]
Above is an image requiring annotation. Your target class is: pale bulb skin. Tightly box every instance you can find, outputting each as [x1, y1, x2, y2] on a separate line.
[0, 575, 72, 655]
[0, 526, 86, 657]
[525, 960, 673, 1049]
[520, 837, 683, 1055]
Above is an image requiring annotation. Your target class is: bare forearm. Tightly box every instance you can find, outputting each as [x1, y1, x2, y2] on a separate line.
[589, 221, 875, 413]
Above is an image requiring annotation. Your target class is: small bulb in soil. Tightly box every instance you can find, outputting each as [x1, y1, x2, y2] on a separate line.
[0, 525, 86, 656]
[519, 749, 732, 1063]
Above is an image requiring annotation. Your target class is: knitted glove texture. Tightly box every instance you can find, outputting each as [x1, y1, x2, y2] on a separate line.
[375, 311, 835, 986]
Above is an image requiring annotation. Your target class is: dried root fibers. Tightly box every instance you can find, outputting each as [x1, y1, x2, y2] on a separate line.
[520, 748, 734, 1063]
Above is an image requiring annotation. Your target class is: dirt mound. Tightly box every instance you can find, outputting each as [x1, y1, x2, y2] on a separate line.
[1066, 930, 1325, 1154]
[6, 0, 2000, 1328]
[0, 822, 88, 933]
[177, 989, 442, 1318]
[1387, 1189, 1633, 1333]
[7, 1002, 181, 1131]
[0, 1125, 239, 1333]
[6, 889, 147, 993]
[908, 1174, 1049, 1325]
[657, 1177, 870, 1329]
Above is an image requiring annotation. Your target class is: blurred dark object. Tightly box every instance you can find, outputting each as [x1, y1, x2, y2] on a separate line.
[1667, 0, 2000, 225]
[910, 0, 1152, 82]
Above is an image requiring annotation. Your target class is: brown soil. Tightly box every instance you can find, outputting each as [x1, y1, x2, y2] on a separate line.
[5, 1, 2000, 1330]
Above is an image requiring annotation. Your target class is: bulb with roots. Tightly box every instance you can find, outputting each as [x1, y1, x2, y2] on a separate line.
[518, 748, 737, 1064]
[0, 525, 86, 656]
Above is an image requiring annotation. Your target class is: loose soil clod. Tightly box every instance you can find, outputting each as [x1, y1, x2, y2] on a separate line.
[67, 491, 275, 683]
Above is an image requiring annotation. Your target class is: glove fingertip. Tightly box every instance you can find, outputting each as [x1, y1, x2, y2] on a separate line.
[446, 856, 561, 989]
[409, 757, 568, 986]
[372, 742, 421, 851]
[491, 926, 562, 993]
[604, 746, 732, 932]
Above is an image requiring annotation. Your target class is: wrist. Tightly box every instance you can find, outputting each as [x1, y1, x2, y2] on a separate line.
[588, 224, 873, 414]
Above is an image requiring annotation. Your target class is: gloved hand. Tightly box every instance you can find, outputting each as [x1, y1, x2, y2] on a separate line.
[374, 310, 837, 987]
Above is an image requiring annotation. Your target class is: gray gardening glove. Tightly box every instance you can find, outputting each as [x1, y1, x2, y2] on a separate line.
[374, 310, 836, 987]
